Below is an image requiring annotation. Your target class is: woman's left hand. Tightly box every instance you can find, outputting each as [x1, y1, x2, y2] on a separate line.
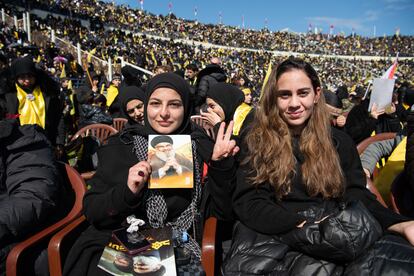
[211, 121, 240, 161]
[388, 220, 414, 246]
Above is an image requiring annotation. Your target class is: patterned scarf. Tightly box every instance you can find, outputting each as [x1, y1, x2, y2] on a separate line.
[132, 135, 202, 260]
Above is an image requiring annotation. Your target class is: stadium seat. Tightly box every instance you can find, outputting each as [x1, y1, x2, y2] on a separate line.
[357, 132, 398, 208]
[48, 215, 89, 276]
[6, 163, 86, 276]
[202, 217, 218, 276]
[357, 132, 397, 154]
[112, 118, 128, 132]
[70, 124, 118, 180]
[71, 123, 118, 145]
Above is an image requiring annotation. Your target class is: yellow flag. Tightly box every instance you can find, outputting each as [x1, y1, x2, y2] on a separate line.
[60, 64, 66, 78]
[151, 51, 157, 66]
[260, 62, 272, 100]
[87, 48, 97, 63]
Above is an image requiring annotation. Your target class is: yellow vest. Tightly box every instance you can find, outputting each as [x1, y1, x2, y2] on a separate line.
[106, 85, 119, 107]
[16, 84, 46, 129]
[233, 103, 252, 136]
[374, 137, 407, 204]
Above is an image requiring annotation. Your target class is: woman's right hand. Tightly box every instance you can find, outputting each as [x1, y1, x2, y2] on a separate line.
[370, 103, 385, 119]
[127, 161, 152, 194]
[200, 108, 222, 126]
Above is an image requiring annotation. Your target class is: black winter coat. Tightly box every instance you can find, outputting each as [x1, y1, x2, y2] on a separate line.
[63, 124, 233, 276]
[0, 120, 60, 271]
[392, 110, 414, 216]
[195, 65, 226, 107]
[78, 104, 113, 128]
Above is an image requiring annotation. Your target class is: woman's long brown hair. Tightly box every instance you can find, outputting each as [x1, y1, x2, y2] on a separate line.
[244, 58, 344, 199]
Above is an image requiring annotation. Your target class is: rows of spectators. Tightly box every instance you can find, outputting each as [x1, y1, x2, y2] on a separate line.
[4, 0, 413, 57]
[1, 2, 414, 275]
[1, 7, 412, 100]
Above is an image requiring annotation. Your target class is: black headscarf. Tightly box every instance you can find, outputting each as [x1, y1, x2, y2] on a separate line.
[206, 83, 245, 122]
[119, 85, 145, 124]
[10, 55, 36, 78]
[143, 72, 193, 135]
[324, 90, 343, 109]
[119, 73, 213, 162]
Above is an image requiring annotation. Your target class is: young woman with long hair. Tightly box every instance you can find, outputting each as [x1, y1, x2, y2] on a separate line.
[222, 58, 414, 275]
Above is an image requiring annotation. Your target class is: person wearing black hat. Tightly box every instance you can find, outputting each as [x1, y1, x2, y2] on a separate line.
[63, 72, 238, 276]
[119, 85, 146, 126]
[0, 55, 65, 150]
[76, 85, 113, 128]
[324, 90, 346, 129]
[121, 65, 142, 88]
[194, 63, 227, 109]
[149, 135, 192, 179]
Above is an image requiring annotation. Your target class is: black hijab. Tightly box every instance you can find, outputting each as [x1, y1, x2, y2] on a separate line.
[119, 85, 145, 124]
[119, 73, 213, 162]
[206, 83, 245, 123]
[143, 72, 193, 135]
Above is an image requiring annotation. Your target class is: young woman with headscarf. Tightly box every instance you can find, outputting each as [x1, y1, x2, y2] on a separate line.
[118, 85, 146, 127]
[63, 73, 238, 276]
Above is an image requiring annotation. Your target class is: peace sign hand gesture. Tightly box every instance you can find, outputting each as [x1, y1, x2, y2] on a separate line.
[211, 121, 240, 161]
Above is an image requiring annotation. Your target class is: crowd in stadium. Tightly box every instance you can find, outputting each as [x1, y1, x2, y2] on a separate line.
[29, 0, 414, 57]
[1, 0, 414, 275]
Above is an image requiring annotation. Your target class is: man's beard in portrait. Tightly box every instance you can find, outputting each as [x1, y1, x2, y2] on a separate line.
[155, 148, 175, 161]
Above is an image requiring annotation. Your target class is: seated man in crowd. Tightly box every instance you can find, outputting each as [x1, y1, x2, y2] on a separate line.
[0, 99, 62, 275]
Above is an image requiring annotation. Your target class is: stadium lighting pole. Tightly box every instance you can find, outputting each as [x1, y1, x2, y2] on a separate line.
[51, 29, 56, 44]
[26, 12, 31, 42]
[108, 57, 113, 82]
[22, 13, 27, 33]
[77, 43, 82, 65]
[1, 9, 5, 23]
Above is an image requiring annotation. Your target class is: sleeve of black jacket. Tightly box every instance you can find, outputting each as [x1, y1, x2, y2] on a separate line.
[82, 136, 144, 230]
[405, 111, 414, 191]
[343, 102, 377, 144]
[0, 125, 59, 244]
[195, 76, 211, 107]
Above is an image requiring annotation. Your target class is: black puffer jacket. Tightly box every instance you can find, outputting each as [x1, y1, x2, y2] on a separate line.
[78, 104, 113, 128]
[223, 218, 414, 275]
[0, 120, 60, 269]
[195, 64, 226, 107]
